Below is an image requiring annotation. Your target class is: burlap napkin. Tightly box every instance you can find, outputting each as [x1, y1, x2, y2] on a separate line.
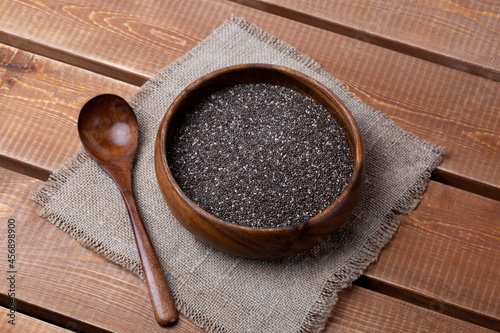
[34, 17, 443, 332]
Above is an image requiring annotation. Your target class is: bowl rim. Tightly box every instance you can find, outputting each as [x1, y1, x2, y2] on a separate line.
[156, 63, 365, 234]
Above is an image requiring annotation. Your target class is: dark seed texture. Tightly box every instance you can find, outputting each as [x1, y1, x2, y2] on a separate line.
[167, 83, 353, 228]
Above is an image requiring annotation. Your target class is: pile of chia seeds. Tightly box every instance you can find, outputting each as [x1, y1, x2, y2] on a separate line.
[167, 83, 353, 228]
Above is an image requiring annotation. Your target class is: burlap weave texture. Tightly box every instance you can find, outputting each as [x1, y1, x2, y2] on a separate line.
[34, 17, 443, 332]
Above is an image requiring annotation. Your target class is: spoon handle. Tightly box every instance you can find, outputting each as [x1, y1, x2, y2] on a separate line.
[119, 182, 178, 327]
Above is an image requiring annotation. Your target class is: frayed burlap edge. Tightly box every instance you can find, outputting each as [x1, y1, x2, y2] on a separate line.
[33, 16, 444, 333]
[298, 148, 443, 332]
[227, 16, 444, 333]
[33, 150, 145, 279]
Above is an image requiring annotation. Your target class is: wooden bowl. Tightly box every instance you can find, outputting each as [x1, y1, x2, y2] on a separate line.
[154, 64, 365, 259]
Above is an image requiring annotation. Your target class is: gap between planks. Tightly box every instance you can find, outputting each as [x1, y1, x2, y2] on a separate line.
[1, 159, 498, 331]
[353, 276, 500, 332]
[1, 27, 498, 200]
[0, 45, 497, 200]
[1, 261, 496, 332]
[227, 0, 500, 82]
[0, 295, 112, 333]
[2, 130, 498, 202]
[0, 154, 50, 182]
[434, 168, 500, 202]
[2, 165, 491, 332]
[3, 2, 499, 86]
[0, 6, 496, 327]
[0, 32, 149, 87]
[0, 0, 498, 200]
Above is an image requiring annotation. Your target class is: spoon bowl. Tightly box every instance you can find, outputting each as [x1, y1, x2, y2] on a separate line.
[78, 94, 178, 327]
[78, 94, 138, 165]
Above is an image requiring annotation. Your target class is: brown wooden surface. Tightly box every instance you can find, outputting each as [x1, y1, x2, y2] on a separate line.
[327, 286, 494, 333]
[0, 0, 498, 331]
[0, 0, 498, 199]
[365, 181, 500, 329]
[1, 169, 496, 332]
[0, 307, 69, 333]
[0, 44, 137, 174]
[231, 0, 500, 81]
[0, 168, 198, 333]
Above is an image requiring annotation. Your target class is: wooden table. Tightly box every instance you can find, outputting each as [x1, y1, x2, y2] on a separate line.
[0, 1, 498, 332]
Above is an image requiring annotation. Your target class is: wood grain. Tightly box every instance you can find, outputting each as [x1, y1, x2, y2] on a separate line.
[1, 168, 496, 332]
[0, 0, 498, 198]
[0, 168, 201, 333]
[0, 0, 204, 85]
[2, 167, 499, 330]
[0, 44, 137, 173]
[327, 286, 496, 333]
[0, 0, 498, 330]
[365, 180, 500, 329]
[230, 0, 500, 81]
[0, 306, 70, 333]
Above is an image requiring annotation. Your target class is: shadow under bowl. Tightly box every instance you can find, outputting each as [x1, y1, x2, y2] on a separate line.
[154, 64, 365, 259]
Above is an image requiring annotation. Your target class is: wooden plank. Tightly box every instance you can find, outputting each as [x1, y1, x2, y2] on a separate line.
[0, 306, 71, 333]
[0, 168, 202, 333]
[0, 167, 494, 332]
[0, 1, 496, 326]
[327, 286, 495, 333]
[229, 0, 500, 81]
[0, 1, 497, 331]
[0, 0, 498, 198]
[364, 180, 500, 329]
[0, 170, 500, 327]
[0, 44, 137, 174]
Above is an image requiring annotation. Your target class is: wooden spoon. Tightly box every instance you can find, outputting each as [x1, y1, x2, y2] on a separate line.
[78, 94, 178, 327]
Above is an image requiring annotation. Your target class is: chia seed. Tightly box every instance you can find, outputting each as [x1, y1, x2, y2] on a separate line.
[167, 83, 353, 228]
